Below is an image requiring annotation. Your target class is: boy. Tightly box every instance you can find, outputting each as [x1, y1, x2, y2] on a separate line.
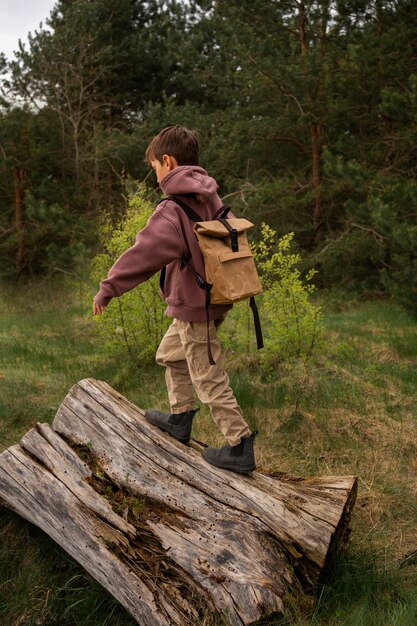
[93, 125, 257, 474]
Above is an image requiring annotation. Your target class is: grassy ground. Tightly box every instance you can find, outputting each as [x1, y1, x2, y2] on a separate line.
[1, 281, 417, 625]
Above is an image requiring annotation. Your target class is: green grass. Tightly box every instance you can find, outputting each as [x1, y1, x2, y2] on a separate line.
[0, 511, 135, 625]
[1, 280, 417, 624]
[0, 279, 138, 625]
[0, 279, 161, 446]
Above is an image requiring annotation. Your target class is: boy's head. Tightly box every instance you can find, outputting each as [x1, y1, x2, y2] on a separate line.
[145, 125, 199, 183]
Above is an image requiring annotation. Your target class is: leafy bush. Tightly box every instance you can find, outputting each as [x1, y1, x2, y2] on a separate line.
[221, 226, 323, 361]
[90, 187, 169, 363]
[92, 192, 322, 366]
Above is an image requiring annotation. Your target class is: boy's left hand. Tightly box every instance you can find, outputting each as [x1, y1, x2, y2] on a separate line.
[93, 301, 105, 315]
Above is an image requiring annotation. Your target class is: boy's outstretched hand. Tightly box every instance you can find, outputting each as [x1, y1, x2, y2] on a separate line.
[93, 301, 105, 315]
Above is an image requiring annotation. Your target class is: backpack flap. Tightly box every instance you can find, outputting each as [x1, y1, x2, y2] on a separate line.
[193, 218, 254, 237]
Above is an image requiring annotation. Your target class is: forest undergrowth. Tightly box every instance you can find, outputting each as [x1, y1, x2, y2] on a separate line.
[1, 280, 417, 625]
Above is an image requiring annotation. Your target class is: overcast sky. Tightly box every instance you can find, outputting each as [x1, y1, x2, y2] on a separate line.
[1, 0, 56, 60]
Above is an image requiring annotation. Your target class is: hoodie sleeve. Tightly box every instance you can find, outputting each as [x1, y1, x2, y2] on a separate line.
[94, 204, 185, 307]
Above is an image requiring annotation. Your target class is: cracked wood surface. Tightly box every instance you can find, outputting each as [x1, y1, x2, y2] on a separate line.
[0, 378, 358, 625]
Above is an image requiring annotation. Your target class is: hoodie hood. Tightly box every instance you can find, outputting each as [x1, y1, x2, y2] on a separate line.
[160, 165, 218, 203]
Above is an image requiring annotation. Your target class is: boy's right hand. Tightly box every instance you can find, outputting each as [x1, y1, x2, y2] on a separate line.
[93, 301, 106, 315]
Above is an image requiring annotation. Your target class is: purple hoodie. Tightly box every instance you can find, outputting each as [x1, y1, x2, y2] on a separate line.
[94, 165, 232, 322]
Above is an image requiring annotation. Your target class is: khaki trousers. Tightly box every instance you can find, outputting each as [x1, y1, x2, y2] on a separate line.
[156, 318, 251, 446]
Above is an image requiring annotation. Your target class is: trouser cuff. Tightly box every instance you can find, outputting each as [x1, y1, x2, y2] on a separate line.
[170, 404, 196, 415]
[226, 428, 251, 447]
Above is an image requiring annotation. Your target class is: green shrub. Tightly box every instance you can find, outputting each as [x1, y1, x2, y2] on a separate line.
[221, 226, 323, 361]
[90, 187, 169, 363]
[91, 195, 322, 366]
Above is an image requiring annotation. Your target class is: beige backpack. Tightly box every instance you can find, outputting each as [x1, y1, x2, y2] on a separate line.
[193, 217, 263, 304]
[169, 196, 263, 364]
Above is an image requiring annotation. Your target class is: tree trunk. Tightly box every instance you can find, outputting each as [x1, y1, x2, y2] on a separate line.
[299, 2, 307, 54]
[0, 379, 357, 626]
[298, 3, 323, 234]
[311, 121, 323, 230]
[12, 164, 25, 270]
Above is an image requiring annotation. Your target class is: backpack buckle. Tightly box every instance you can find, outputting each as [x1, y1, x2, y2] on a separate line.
[230, 229, 239, 252]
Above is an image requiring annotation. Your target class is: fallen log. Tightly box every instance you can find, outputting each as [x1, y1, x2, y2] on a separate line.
[0, 378, 357, 625]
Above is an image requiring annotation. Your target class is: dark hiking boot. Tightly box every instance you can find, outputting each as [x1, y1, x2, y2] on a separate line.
[145, 408, 199, 444]
[202, 431, 258, 474]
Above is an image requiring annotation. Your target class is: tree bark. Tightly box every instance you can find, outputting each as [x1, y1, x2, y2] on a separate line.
[12, 164, 25, 270]
[0, 379, 357, 625]
[298, 3, 324, 233]
[311, 121, 323, 229]
[299, 2, 307, 54]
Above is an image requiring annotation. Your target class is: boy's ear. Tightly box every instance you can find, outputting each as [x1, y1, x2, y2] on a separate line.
[162, 154, 179, 170]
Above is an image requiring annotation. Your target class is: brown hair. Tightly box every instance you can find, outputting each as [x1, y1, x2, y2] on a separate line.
[145, 125, 199, 166]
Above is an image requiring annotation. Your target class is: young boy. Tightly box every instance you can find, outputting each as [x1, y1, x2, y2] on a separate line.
[93, 125, 257, 474]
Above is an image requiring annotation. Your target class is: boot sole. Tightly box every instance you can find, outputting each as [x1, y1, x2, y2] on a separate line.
[203, 460, 256, 474]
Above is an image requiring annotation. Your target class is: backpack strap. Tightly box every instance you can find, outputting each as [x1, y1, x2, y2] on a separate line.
[167, 195, 201, 222]
[170, 196, 238, 252]
[213, 205, 232, 219]
[179, 260, 216, 366]
[250, 296, 264, 350]
[214, 205, 238, 251]
[218, 218, 239, 252]
[170, 196, 232, 222]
